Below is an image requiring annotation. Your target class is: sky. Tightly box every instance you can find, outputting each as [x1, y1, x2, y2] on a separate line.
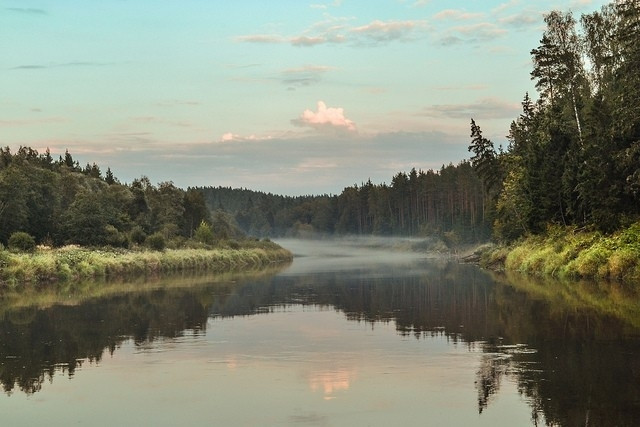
[1, 0, 610, 195]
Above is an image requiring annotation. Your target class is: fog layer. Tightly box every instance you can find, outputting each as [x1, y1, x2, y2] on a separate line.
[274, 236, 446, 275]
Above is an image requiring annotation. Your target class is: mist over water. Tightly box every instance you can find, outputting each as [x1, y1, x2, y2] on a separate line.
[275, 236, 445, 275]
[2, 238, 640, 426]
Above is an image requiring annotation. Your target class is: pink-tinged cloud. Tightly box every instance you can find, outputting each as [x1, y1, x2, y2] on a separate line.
[491, 0, 521, 15]
[413, 0, 432, 7]
[237, 18, 428, 47]
[350, 20, 429, 42]
[293, 101, 356, 131]
[434, 9, 485, 21]
[220, 132, 266, 142]
[291, 36, 327, 46]
[234, 34, 284, 43]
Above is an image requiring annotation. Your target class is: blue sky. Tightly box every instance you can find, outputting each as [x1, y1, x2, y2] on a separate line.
[2, 0, 609, 195]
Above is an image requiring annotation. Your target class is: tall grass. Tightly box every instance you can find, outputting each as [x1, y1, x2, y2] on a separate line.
[482, 222, 640, 284]
[0, 265, 289, 315]
[0, 244, 293, 289]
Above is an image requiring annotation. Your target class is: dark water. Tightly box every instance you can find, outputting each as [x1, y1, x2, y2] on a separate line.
[1, 239, 640, 426]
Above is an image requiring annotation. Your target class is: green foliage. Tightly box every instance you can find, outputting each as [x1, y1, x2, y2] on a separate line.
[197, 161, 490, 243]
[0, 245, 292, 287]
[193, 221, 214, 245]
[8, 232, 36, 253]
[129, 226, 146, 245]
[472, 2, 640, 242]
[146, 233, 166, 251]
[468, 119, 502, 194]
[493, 166, 532, 241]
[104, 225, 128, 248]
[491, 222, 640, 283]
[0, 147, 221, 249]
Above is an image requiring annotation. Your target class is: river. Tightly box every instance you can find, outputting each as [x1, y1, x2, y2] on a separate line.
[1, 238, 639, 426]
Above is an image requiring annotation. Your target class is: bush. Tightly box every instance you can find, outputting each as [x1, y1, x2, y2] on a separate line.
[105, 225, 128, 248]
[129, 226, 147, 245]
[8, 232, 36, 253]
[146, 232, 166, 251]
[194, 221, 215, 245]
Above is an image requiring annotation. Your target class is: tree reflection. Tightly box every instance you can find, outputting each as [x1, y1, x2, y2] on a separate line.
[1, 259, 640, 426]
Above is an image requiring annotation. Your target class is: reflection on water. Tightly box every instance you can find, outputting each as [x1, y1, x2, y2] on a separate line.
[1, 239, 640, 426]
[309, 368, 353, 400]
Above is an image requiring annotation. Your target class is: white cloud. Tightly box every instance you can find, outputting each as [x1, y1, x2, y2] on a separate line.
[498, 11, 541, 27]
[434, 9, 485, 21]
[421, 97, 520, 120]
[220, 132, 265, 142]
[569, 0, 594, 10]
[491, 0, 521, 15]
[438, 22, 508, 44]
[236, 19, 430, 47]
[293, 101, 356, 132]
[234, 34, 285, 43]
[281, 65, 334, 88]
[291, 35, 329, 46]
[350, 20, 430, 42]
[412, 0, 431, 7]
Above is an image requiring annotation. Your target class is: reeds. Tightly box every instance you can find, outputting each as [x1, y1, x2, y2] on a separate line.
[482, 222, 640, 284]
[0, 244, 293, 289]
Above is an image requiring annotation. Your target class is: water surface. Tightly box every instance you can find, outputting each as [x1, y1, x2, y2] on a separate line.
[1, 239, 640, 426]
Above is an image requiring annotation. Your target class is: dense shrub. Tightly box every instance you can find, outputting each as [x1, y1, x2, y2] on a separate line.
[146, 232, 166, 251]
[105, 225, 128, 248]
[8, 232, 36, 253]
[194, 221, 215, 245]
[129, 226, 147, 245]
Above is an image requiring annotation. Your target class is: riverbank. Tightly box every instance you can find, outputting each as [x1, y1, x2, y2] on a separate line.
[0, 241, 293, 289]
[478, 223, 640, 284]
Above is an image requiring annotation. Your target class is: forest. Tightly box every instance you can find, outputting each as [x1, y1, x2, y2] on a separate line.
[197, 161, 489, 242]
[0, 1, 637, 249]
[0, 147, 487, 248]
[0, 147, 241, 249]
[470, 1, 640, 241]
[200, 1, 640, 244]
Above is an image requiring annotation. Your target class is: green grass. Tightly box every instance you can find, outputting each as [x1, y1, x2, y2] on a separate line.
[0, 265, 289, 316]
[0, 243, 293, 290]
[482, 222, 640, 285]
[490, 269, 640, 329]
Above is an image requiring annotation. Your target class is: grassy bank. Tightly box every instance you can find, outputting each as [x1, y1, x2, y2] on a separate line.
[0, 265, 288, 316]
[0, 241, 293, 289]
[479, 222, 640, 284]
[490, 269, 640, 329]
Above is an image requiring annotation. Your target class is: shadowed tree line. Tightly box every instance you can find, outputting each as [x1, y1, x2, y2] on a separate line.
[0, 147, 246, 248]
[197, 161, 490, 243]
[0, 285, 215, 394]
[470, 0, 640, 241]
[0, 145, 488, 248]
[1, 260, 640, 425]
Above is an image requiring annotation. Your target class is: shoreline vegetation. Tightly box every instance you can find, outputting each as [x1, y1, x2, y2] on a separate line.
[0, 265, 290, 316]
[0, 241, 293, 290]
[476, 222, 640, 285]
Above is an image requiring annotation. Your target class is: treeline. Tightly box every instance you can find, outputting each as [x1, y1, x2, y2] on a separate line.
[470, 1, 640, 241]
[0, 144, 489, 248]
[0, 146, 226, 248]
[197, 161, 491, 242]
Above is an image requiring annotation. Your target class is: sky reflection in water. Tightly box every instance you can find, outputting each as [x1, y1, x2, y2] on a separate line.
[2, 239, 640, 426]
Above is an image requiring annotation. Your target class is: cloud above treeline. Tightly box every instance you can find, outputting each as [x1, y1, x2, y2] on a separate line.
[280, 65, 334, 88]
[420, 97, 520, 119]
[69, 129, 468, 195]
[236, 18, 431, 47]
[10, 61, 114, 70]
[5, 7, 47, 15]
[292, 101, 356, 132]
[235, 5, 553, 49]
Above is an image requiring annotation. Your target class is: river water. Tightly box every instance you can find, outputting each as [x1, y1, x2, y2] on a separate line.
[1, 238, 640, 426]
